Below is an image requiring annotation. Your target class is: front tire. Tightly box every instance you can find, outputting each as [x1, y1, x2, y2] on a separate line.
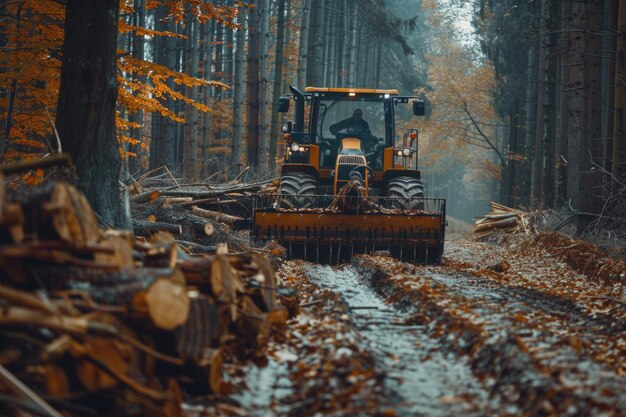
[280, 172, 317, 209]
[387, 176, 424, 210]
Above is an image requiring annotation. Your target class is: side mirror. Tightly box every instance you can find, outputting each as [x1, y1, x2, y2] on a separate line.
[412, 99, 425, 116]
[278, 96, 290, 113]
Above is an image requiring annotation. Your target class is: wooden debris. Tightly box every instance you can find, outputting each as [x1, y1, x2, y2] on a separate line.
[192, 205, 243, 225]
[0, 179, 297, 417]
[473, 202, 530, 239]
[487, 260, 511, 272]
[125, 169, 274, 254]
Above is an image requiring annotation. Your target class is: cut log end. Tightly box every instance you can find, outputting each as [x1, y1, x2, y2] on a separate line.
[140, 277, 190, 330]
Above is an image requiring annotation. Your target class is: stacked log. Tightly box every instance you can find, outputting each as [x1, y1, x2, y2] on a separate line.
[0, 179, 292, 417]
[473, 202, 530, 239]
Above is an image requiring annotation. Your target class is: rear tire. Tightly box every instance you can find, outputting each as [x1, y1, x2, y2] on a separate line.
[280, 172, 317, 208]
[388, 176, 424, 210]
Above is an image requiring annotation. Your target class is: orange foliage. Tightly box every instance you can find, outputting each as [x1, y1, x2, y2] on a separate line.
[0, 0, 246, 162]
[0, 1, 64, 159]
[417, 36, 503, 183]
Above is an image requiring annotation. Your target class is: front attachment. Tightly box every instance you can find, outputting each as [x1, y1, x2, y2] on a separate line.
[253, 193, 445, 265]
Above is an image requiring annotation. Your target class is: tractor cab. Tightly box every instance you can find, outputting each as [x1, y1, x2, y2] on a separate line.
[279, 86, 425, 193]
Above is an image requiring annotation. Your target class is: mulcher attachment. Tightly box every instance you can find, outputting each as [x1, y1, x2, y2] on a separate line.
[253, 190, 446, 265]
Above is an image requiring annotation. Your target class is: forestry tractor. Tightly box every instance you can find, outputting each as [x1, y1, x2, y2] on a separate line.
[253, 86, 446, 264]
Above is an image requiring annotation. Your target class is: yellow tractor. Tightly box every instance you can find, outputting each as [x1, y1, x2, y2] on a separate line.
[253, 86, 445, 264]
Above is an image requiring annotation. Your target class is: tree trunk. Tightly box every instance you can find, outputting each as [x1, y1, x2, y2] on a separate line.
[258, 0, 271, 172]
[503, 104, 519, 207]
[297, 0, 311, 90]
[232, 11, 246, 176]
[149, 6, 166, 170]
[201, 20, 215, 177]
[246, 1, 260, 168]
[128, 0, 146, 176]
[557, 0, 572, 204]
[322, 4, 333, 86]
[231, 16, 245, 175]
[348, 3, 357, 88]
[532, 0, 548, 205]
[601, 0, 617, 171]
[543, 0, 558, 206]
[307, 0, 324, 86]
[523, 41, 538, 205]
[613, 0, 626, 191]
[183, 9, 199, 179]
[576, 0, 603, 215]
[270, 0, 288, 170]
[163, 19, 179, 171]
[55, 0, 127, 228]
[566, 3, 585, 210]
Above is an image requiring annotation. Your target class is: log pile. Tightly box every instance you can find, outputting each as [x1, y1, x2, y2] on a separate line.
[0, 179, 293, 417]
[127, 168, 278, 254]
[473, 202, 530, 239]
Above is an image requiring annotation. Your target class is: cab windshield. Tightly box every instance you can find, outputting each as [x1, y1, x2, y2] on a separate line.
[316, 98, 385, 143]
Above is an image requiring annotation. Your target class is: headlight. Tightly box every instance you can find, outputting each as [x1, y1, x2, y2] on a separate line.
[281, 124, 289, 132]
[402, 148, 412, 156]
[290, 142, 300, 152]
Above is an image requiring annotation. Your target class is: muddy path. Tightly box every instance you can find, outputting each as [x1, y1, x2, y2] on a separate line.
[304, 263, 495, 416]
[221, 236, 625, 417]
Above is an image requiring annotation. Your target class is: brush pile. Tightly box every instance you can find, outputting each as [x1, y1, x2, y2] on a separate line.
[127, 167, 278, 254]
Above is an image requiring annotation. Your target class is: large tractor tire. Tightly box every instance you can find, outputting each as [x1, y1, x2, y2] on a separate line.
[387, 176, 424, 210]
[279, 172, 317, 209]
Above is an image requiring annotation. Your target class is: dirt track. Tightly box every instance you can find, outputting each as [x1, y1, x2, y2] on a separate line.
[219, 234, 625, 417]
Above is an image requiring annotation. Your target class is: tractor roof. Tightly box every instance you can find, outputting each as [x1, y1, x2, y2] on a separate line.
[304, 87, 399, 95]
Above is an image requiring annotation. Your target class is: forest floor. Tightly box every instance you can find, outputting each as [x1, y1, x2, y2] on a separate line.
[199, 232, 625, 417]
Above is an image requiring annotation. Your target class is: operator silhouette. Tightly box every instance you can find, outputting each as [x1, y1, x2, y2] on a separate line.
[329, 108, 372, 138]
[330, 109, 379, 153]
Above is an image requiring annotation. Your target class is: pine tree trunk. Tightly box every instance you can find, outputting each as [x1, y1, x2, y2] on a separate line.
[543, 0, 558, 206]
[128, 0, 145, 176]
[322, 4, 332, 86]
[348, 3, 357, 88]
[258, 0, 271, 172]
[503, 103, 519, 206]
[566, 3, 585, 210]
[246, 1, 260, 168]
[149, 5, 167, 170]
[576, 0, 603, 215]
[613, 0, 626, 190]
[231, 12, 246, 175]
[297, 0, 311, 90]
[523, 41, 538, 205]
[338, 0, 348, 87]
[270, 0, 288, 170]
[308, 0, 324, 86]
[557, 1, 572, 203]
[375, 41, 382, 87]
[201, 20, 214, 178]
[163, 18, 179, 170]
[532, 0, 548, 205]
[183, 9, 199, 179]
[55, 0, 127, 228]
[602, 0, 617, 170]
